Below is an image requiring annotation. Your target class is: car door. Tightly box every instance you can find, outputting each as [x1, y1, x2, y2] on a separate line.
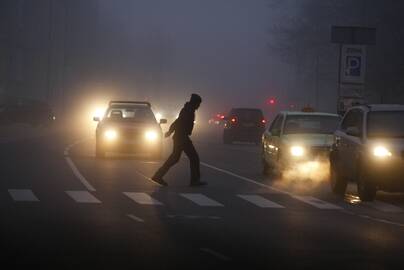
[337, 109, 364, 180]
[263, 114, 284, 165]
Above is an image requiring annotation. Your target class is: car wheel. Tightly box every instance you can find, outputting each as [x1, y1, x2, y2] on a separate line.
[95, 141, 106, 159]
[357, 169, 376, 202]
[262, 149, 277, 178]
[330, 161, 347, 196]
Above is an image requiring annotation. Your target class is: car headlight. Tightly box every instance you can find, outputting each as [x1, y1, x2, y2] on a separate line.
[290, 146, 305, 157]
[145, 130, 158, 142]
[104, 129, 117, 140]
[373, 146, 392, 158]
[155, 112, 163, 121]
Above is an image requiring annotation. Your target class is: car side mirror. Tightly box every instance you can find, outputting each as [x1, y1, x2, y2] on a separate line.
[346, 127, 361, 137]
[159, 118, 167, 124]
[93, 116, 100, 122]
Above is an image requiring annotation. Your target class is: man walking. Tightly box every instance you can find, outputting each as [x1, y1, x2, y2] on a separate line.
[152, 94, 206, 187]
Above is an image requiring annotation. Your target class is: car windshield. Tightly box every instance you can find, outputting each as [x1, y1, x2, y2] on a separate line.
[284, 115, 340, 135]
[232, 109, 263, 122]
[105, 106, 156, 123]
[367, 111, 404, 138]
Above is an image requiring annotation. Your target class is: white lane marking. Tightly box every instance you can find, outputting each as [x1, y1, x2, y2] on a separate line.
[201, 162, 344, 210]
[127, 214, 145, 223]
[123, 192, 163, 205]
[200, 248, 231, 261]
[63, 139, 96, 192]
[8, 189, 39, 202]
[200, 162, 285, 194]
[180, 193, 224, 207]
[292, 195, 343, 210]
[66, 190, 101, 203]
[65, 156, 96, 192]
[237, 194, 285, 208]
[358, 214, 404, 228]
[167, 215, 221, 220]
[363, 201, 404, 213]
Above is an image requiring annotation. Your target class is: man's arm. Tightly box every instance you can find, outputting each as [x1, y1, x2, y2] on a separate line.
[165, 119, 177, 137]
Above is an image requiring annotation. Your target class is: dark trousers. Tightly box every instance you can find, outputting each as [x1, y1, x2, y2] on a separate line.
[153, 136, 200, 182]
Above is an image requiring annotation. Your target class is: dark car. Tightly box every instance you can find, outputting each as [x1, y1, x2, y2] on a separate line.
[223, 108, 266, 144]
[93, 101, 167, 159]
[330, 104, 404, 201]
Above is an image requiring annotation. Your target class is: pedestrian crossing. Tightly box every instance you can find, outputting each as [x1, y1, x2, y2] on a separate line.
[237, 195, 285, 208]
[66, 190, 101, 204]
[180, 193, 224, 207]
[8, 189, 39, 202]
[124, 192, 163, 205]
[5, 189, 404, 214]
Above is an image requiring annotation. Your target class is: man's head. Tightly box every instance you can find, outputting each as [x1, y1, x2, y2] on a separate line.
[189, 93, 202, 110]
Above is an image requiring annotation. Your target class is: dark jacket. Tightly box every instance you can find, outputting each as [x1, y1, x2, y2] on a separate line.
[169, 102, 195, 139]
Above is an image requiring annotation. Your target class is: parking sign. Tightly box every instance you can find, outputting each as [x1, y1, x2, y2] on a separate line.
[340, 45, 366, 84]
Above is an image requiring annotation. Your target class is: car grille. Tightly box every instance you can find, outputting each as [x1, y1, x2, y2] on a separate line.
[120, 129, 142, 141]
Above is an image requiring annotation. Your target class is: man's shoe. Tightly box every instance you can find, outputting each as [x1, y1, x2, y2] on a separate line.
[190, 181, 207, 187]
[151, 176, 168, 186]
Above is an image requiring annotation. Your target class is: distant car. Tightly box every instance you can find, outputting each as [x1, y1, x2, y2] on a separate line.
[223, 108, 266, 144]
[208, 113, 225, 125]
[262, 111, 341, 176]
[93, 101, 167, 159]
[330, 104, 404, 201]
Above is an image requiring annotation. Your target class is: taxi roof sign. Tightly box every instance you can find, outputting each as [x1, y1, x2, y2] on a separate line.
[301, 106, 315, 112]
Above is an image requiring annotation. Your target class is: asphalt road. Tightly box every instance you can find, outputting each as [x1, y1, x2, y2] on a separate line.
[1, 126, 404, 269]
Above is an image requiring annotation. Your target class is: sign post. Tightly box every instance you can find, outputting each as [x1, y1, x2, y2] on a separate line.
[331, 26, 376, 114]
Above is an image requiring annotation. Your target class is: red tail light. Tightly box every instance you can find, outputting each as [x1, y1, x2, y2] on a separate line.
[231, 117, 237, 123]
[261, 119, 266, 124]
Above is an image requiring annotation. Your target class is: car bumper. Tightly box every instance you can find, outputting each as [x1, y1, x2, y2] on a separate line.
[363, 157, 404, 191]
[225, 128, 264, 141]
[98, 139, 162, 153]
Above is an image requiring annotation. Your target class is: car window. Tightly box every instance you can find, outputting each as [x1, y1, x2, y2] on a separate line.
[105, 106, 156, 123]
[232, 109, 263, 122]
[340, 109, 363, 135]
[283, 115, 340, 135]
[367, 111, 404, 138]
[269, 114, 284, 136]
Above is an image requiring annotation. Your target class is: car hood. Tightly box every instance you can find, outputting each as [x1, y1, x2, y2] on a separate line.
[281, 134, 334, 147]
[99, 121, 161, 132]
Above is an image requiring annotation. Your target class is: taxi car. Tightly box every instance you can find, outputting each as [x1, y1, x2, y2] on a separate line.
[330, 104, 404, 201]
[261, 111, 341, 176]
[93, 101, 166, 159]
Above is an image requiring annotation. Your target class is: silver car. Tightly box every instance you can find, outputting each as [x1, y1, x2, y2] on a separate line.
[330, 104, 404, 201]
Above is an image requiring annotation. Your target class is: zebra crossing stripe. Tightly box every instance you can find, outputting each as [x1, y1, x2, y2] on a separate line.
[180, 193, 224, 207]
[66, 190, 101, 203]
[123, 192, 163, 205]
[8, 189, 39, 202]
[292, 195, 343, 210]
[238, 195, 285, 208]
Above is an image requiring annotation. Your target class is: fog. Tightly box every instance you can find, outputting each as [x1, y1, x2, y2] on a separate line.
[1, 0, 404, 127]
[92, 0, 280, 115]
